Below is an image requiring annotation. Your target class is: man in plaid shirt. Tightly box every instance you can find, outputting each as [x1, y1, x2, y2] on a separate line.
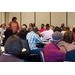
[26, 26, 43, 61]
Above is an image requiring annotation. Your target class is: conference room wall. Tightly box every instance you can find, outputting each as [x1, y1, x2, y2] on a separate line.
[21, 12, 34, 28]
[0, 12, 5, 25]
[4, 12, 75, 29]
[51, 12, 66, 27]
[68, 12, 75, 29]
[36, 12, 50, 29]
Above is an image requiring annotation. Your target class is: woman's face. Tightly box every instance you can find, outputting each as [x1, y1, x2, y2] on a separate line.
[13, 18, 17, 22]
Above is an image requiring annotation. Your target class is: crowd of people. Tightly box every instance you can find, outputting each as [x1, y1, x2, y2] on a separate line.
[0, 17, 75, 62]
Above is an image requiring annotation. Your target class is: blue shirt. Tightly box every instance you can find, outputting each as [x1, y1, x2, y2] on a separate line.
[26, 31, 43, 50]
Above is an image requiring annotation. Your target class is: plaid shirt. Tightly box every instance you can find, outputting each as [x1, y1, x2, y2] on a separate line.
[26, 31, 43, 50]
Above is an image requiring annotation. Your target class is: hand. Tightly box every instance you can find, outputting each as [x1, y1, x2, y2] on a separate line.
[36, 31, 42, 37]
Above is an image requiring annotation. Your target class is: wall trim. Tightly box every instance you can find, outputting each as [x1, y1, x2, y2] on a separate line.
[66, 12, 68, 26]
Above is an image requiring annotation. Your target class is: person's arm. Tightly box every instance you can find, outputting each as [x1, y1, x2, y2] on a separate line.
[17, 22, 21, 32]
[36, 31, 42, 37]
[36, 34, 43, 43]
[8, 22, 12, 26]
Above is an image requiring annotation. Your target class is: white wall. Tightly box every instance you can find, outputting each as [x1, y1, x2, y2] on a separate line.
[0, 12, 2, 25]
[4, 12, 75, 29]
[36, 12, 50, 29]
[9, 12, 20, 26]
[51, 12, 66, 27]
[21, 12, 34, 28]
[68, 12, 75, 29]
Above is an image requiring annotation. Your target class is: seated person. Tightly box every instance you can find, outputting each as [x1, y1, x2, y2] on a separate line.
[0, 23, 6, 35]
[22, 24, 28, 32]
[39, 24, 46, 32]
[26, 26, 43, 61]
[0, 35, 23, 62]
[42, 31, 66, 62]
[41, 25, 54, 40]
[61, 26, 70, 36]
[70, 25, 75, 31]
[66, 49, 75, 60]
[58, 31, 75, 53]
[60, 23, 65, 31]
[3, 26, 13, 45]
[73, 28, 75, 42]
[45, 24, 49, 30]
[54, 26, 61, 32]
[28, 23, 32, 32]
[17, 25, 28, 39]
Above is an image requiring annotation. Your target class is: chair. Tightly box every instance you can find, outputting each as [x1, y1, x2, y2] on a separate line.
[21, 39, 44, 62]
[40, 51, 45, 62]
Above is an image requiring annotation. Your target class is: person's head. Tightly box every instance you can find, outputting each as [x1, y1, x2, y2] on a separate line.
[21, 25, 26, 31]
[1, 23, 6, 29]
[32, 26, 38, 33]
[41, 24, 44, 29]
[29, 23, 32, 27]
[46, 24, 49, 30]
[50, 25, 54, 30]
[62, 31, 74, 43]
[12, 17, 17, 22]
[61, 23, 64, 27]
[54, 26, 61, 32]
[32, 23, 35, 27]
[64, 26, 70, 31]
[52, 31, 62, 44]
[22, 24, 27, 29]
[73, 28, 75, 33]
[5, 35, 23, 55]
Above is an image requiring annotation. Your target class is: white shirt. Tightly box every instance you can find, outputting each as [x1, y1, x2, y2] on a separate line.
[41, 29, 54, 40]
[0, 28, 6, 35]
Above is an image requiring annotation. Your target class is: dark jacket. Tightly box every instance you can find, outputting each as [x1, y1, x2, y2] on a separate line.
[3, 29, 13, 46]
[60, 26, 65, 31]
[0, 54, 22, 62]
[66, 49, 75, 60]
[17, 30, 28, 39]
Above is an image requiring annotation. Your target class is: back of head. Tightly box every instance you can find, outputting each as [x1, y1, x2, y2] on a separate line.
[64, 26, 70, 31]
[21, 25, 26, 31]
[62, 31, 74, 43]
[5, 35, 23, 55]
[54, 26, 61, 32]
[50, 25, 54, 30]
[52, 31, 62, 44]
[32, 26, 38, 33]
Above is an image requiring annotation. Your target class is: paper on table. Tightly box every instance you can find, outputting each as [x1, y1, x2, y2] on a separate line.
[1, 47, 5, 52]
[22, 48, 26, 52]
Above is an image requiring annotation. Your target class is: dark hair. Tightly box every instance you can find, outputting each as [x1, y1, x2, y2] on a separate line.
[23, 24, 27, 28]
[46, 24, 49, 27]
[12, 17, 17, 21]
[73, 28, 75, 33]
[54, 26, 61, 32]
[32, 26, 38, 32]
[62, 31, 74, 43]
[1, 23, 6, 27]
[64, 26, 70, 31]
[5, 35, 23, 55]
[41, 24, 44, 26]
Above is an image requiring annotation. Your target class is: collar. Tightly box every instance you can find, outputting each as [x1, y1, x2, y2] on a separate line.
[51, 41, 60, 50]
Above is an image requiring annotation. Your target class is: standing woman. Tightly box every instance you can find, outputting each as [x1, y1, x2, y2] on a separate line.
[8, 17, 21, 34]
